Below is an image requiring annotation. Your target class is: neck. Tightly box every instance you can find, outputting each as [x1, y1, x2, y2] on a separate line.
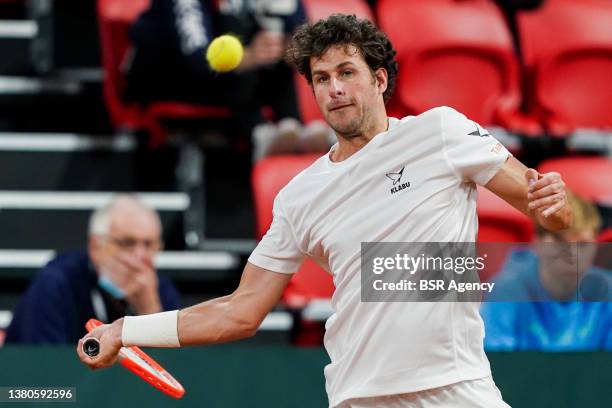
[330, 113, 389, 162]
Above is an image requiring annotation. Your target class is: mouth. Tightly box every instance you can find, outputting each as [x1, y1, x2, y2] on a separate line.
[328, 104, 352, 112]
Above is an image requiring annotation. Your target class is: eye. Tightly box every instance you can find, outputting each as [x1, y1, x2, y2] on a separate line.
[315, 75, 329, 84]
[342, 70, 353, 77]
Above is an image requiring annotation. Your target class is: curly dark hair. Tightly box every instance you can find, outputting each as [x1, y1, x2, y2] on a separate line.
[286, 14, 398, 104]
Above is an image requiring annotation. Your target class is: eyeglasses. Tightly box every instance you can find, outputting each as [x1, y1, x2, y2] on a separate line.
[104, 236, 163, 253]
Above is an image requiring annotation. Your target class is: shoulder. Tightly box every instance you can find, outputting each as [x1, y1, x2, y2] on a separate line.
[391, 106, 473, 140]
[414, 106, 468, 124]
[43, 250, 90, 278]
[34, 250, 92, 290]
[389, 106, 458, 129]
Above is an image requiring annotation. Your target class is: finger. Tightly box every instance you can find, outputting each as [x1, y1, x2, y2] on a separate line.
[142, 256, 156, 270]
[529, 172, 560, 192]
[76, 339, 87, 362]
[261, 35, 282, 45]
[115, 253, 143, 272]
[263, 48, 283, 58]
[542, 198, 567, 218]
[527, 181, 565, 200]
[118, 253, 154, 275]
[77, 338, 96, 366]
[524, 168, 539, 187]
[258, 47, 281, 57]
[528, 192, 565, 211]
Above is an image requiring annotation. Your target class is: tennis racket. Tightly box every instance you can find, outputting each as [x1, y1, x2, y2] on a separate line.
[83, 318, 185, 399]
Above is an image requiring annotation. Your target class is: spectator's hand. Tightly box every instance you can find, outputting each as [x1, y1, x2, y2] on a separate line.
[76, 319, 123, 370]
[525, 168, 568, 218]
[239, 31, 284, 70]
[100, 253, 161, 315]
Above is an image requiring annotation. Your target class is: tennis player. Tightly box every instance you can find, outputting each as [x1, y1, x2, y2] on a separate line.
[77, 15, 571, 407]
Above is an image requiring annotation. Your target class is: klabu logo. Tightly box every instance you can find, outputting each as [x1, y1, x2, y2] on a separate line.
[386, 166, 411, 195]
[468, 121, 491, 137]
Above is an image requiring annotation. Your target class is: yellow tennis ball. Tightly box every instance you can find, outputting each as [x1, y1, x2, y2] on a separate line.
[206, 35, 244, 72]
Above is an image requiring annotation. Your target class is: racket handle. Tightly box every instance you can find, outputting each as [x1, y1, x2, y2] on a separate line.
[83, 338, 101, 358]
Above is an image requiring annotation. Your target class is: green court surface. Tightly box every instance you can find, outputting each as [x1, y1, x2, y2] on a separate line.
[0, 346, 610, 407]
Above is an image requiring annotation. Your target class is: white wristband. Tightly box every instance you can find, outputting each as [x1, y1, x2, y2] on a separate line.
[122, 310, 180, 347]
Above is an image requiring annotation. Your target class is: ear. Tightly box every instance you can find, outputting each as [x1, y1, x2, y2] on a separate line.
[374, 67, 388, 96]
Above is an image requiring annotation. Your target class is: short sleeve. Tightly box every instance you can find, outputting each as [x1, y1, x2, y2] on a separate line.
[440, 107, 511, 185]
[248, 194, 305, 274]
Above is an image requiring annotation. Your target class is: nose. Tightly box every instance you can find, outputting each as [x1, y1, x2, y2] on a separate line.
[329, 77, 344, 98]
[133, 244, 152, 262]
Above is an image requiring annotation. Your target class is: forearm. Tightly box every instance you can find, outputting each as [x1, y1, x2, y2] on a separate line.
[104, 264, 288, 350]
[177, 294, 259, 346]
[78, 263, 290, 370]
[485, 157, 573, 233]
[107, 294, 260, 349]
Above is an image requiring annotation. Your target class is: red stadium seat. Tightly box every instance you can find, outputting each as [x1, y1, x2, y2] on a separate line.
[302, 0, 373, 22]
[296, 0, 374, 124]
[377, 0, 540, 135]
[252, 154, 335, 308]
[477, 185, 534, 281]
[537, 156, 612, 205]
[518, 0, 612, 134]
[97, 0, 230, 146]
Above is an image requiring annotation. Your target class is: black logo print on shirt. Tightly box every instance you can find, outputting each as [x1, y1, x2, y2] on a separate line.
[386, 166, 411, 195]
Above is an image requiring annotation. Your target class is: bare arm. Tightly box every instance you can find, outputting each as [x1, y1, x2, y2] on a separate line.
[177, 262, 293, 345]
[485, 156, 572, 232]
[77, 262, 293, 368]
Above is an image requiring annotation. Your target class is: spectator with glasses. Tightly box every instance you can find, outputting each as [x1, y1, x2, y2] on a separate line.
[5, 195, 180, 344]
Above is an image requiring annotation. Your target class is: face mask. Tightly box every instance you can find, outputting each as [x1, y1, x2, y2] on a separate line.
[98, 273, 126, 299]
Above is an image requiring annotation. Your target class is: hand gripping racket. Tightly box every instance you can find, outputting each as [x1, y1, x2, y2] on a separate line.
[83, 318, 185, 399]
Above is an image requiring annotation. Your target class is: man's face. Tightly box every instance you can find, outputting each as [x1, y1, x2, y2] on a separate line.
[310, 44, 385, 137]
[90, 208, 162, 269]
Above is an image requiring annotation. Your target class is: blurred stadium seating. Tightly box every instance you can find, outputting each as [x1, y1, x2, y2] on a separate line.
[378, 0, 541, 136]
[0, 0, 261, 343]
[97, 0, 230, 147]
[518, 0, 612, 135]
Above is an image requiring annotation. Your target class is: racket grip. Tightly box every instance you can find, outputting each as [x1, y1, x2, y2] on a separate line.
[83, 338, 101, 358]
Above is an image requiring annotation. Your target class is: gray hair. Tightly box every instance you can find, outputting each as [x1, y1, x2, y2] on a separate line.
[88, 194, 160, 236]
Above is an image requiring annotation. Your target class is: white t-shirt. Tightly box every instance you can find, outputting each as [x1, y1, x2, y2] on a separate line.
[248, 106, 511, 407]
